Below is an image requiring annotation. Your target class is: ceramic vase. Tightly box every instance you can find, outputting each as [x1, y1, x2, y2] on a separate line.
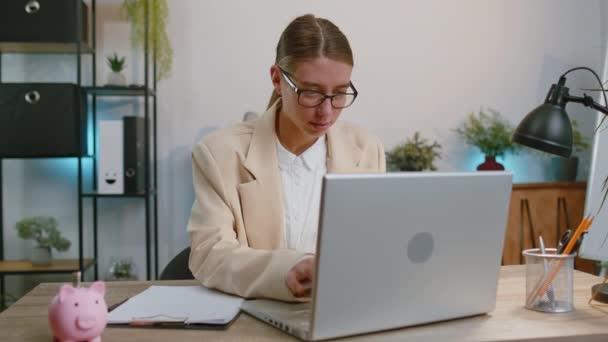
[477, 156, 505, 171]
[31, 246, 52, 266]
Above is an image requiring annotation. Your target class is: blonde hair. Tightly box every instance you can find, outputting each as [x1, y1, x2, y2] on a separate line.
[267, 14, 354, 109]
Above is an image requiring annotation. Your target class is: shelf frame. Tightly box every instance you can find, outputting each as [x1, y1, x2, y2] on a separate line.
[0, 259, 96, 275]
[81, 190, 155, 198]
[0, 0, 160, 310]
[0, 0, 97, 310]
[86, 0, 158, 281]
[84, 86, 155, 97]
[0, 42, 94, 54]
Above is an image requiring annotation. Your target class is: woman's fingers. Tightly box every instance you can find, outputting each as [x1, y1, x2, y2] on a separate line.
[286, 256, 315, 297]
[286, 271, 309, 296]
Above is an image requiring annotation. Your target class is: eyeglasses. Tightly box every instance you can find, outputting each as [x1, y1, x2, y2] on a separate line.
[279, 67, 358, 109]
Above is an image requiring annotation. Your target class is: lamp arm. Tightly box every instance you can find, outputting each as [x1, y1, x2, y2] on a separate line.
[559, 67, 608, 116]
[566, 94, 608, 116]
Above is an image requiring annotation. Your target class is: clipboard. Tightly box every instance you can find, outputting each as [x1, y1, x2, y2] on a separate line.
[107, 299, 240, 330]
[106, 285, 244, 330]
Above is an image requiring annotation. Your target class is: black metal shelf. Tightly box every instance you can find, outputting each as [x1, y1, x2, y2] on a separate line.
[84, 86, 155, 97]
[0, 1, 159, 312]
[81, 190, 156, 198]
[0, 155, 93, 160]
[87, 0, 159, 282]
[0, 0, 110, 311]
[0, 42, 94, 54]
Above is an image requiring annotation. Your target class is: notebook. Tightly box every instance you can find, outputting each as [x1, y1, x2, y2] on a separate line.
[108, 286, 244, 328]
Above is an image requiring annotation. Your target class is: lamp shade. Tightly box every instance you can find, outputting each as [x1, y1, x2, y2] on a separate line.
[512, 103, 573, 157]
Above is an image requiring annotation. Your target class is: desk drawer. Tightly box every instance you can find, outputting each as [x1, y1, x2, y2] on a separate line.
[0, 83, 88, 157]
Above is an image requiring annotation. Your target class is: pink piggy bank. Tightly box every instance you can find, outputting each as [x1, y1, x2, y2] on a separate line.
[48, 281, 108, 342]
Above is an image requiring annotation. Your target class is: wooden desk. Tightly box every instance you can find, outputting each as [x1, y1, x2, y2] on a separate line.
[1, 266, 608, 341]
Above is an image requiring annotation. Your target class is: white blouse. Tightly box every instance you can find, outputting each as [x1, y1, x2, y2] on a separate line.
[276, 136, 327, 253]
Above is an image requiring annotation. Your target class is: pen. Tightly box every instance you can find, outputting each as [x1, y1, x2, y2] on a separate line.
[557, 230, 570, 254]
[538, 236, 555, 303]
[128, 320, 186, 327]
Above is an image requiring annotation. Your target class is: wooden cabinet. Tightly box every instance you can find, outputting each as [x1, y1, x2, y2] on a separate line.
[502, 182, 596, 273]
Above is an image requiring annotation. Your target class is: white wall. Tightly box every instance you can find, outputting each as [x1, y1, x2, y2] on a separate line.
[161, 0, 605, 174]
[1, 0, 607, 296]
[157, 0, 606, 260]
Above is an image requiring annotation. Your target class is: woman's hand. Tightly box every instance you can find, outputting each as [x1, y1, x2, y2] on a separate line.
[285, 256, 315, 298]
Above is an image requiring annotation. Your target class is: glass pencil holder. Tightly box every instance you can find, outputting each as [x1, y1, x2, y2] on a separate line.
[522, 248, 575, 313]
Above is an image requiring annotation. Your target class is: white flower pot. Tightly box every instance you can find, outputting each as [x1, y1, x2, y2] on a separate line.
[106, 71, 127, 86]
[31, 247, 52, 266]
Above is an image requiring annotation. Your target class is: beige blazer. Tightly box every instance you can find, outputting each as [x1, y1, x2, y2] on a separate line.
[187, 100, 386, 302]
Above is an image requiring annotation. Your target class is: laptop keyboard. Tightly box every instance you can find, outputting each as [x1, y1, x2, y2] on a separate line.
[268, 303, 312, 330]
[283, 307, 311, 321]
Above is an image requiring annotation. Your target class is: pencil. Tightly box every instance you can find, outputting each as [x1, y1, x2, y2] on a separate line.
[526, 216, 593, 307]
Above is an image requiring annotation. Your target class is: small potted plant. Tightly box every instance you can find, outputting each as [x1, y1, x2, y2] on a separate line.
[106, 53, 127, 86]
[550, 119, 590, 181]
[386, 131, 442, 171]
[106, 257, 138, 281]
[454, 107, 518, 171]
[15, 216, 71, 266]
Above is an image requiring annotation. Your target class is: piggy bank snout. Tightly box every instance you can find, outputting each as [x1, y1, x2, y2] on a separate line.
[76, 314, 98, 330]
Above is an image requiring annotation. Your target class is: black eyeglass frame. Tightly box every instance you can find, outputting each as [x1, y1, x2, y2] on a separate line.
[278, 67, 358, 109]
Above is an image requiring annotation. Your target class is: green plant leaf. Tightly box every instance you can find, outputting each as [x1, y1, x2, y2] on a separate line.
[571, 119, 591, 153]
[386, 131, 442, 171]
[106, 53, 126, 73]
[122, 0, 172, 81]
[454, 107, 518, 157]
[15, 216, 71, 252]
[600, 176, 608, 214]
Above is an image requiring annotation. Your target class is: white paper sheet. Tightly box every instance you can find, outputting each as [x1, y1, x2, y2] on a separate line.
[108, 286, 244, 325]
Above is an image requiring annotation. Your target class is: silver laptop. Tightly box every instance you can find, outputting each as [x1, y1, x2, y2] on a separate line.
[242, 172, 512, 341]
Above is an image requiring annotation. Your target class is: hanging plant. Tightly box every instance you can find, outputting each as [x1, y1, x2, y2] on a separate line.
[122, 0, 173, 81]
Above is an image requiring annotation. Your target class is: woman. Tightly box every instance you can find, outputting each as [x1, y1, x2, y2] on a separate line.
[187, 14, 385, 302]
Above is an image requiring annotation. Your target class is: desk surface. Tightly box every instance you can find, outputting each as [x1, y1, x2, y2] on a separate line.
[1, 265, 608, 341]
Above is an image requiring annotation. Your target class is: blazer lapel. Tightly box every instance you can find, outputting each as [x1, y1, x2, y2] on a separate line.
[326, 123, 363, 173]
[237, 102, 285, 249]
[237, 106, 368, 249]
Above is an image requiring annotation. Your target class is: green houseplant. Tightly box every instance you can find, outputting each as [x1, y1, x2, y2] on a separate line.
[454, 107, 518, 170]
[572, 119, 592, 153]
[15, 217, 71, 266]
[122, 0, 172, 81]
[550, 119, 591, 181]
[106, 53, 127, 86]
[386, 131, 441, 171]
[106, 257, 138, 281]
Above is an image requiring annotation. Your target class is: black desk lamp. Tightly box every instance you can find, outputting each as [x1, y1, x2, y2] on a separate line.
[512, 66, 608, 303]
[513, 67, 608, 157]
